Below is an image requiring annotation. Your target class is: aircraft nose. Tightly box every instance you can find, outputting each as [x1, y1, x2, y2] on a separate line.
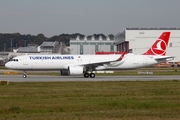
[5, 62, 12, 69]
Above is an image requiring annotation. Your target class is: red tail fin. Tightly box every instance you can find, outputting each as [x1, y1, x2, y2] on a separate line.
[143, 32, 170, 56]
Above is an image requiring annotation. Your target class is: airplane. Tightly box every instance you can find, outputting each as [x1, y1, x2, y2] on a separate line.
[5, 32, 174, 78]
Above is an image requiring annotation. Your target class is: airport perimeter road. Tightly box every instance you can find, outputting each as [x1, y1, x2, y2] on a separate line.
[1, 75, 180, 82]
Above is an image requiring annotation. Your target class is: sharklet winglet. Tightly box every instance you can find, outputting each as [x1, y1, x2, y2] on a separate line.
[118, 51, 127, 61]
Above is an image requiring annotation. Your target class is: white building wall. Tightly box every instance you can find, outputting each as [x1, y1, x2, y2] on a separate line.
[83, 45, 95, 54]
[70, 43, 114, 55]
[70, 45, 79, 54]
[100, 45, 111, 52]
[70, 35, 115, 55]
[116, 29, 180, 62]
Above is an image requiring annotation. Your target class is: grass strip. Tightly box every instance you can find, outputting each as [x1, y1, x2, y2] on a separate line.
[0, 81, 180, 120]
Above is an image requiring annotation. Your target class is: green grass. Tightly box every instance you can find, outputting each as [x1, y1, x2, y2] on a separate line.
[0, 66, 7, 69]
[1, 81, 180, 120]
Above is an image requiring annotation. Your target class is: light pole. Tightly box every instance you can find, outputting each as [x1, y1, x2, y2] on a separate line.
[24, 40, 27, 47]
[4, 43, 6, 55]
[16, 43, 18, 49]
[3, 43, 6, 63]
[10, 38, 13, 52]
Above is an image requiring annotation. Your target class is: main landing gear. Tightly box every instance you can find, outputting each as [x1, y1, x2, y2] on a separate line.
[84, 72, 95, 78]
[23, 71, 27, 78]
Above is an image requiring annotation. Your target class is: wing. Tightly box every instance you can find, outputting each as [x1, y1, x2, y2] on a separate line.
[82, 51, 127, 68]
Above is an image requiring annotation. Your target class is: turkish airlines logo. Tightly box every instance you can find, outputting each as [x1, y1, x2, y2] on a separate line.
[150, 39, 167, 55]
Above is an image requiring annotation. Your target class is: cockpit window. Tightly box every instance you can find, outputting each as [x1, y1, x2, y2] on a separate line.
[10, 59, 18, 62]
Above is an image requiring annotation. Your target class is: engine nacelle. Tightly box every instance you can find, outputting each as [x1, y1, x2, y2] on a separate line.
[68, 66, 84, 75]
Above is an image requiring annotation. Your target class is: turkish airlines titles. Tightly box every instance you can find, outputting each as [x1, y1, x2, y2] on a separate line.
[29, 56, 74, 60]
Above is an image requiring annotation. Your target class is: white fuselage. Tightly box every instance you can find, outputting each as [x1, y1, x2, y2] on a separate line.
[5, 54, 170, 71]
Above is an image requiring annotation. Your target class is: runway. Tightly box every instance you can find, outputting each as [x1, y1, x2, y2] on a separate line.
[1, 74, 180, 82]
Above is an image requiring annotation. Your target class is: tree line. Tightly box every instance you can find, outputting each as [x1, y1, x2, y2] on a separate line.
[0, 33, 114, 52]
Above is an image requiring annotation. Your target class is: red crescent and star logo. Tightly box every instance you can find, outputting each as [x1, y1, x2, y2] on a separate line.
[150, 39, 167, 55]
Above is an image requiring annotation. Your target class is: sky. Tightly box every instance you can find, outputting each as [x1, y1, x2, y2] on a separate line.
[0, 0, 180, 37]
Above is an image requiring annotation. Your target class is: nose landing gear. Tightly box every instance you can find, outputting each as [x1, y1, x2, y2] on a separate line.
[23, 71, 27, 78]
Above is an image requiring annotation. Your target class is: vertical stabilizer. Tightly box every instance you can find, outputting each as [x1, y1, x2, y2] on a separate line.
[143, 32, 170, 56]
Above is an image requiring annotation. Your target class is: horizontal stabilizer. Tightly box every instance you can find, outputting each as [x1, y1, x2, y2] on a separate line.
[155, 56, 175, 61]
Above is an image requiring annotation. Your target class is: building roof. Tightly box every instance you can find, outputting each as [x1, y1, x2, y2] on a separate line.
[126, 28, 180, 30]
[70, 35, 114, 41]
[40, 42, 55, 47]
[17, 46, 38, 53]
[0, 52, 9, 55]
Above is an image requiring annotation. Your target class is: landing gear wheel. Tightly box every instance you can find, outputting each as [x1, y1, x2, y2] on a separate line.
[90, 73, 95, 78]
[84, 73, 89, 78]
[23, 74, 27, 78]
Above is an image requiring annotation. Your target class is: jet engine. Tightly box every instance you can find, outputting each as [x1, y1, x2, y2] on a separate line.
[60, 66, 84, 76]
[68, 66, 84, 75]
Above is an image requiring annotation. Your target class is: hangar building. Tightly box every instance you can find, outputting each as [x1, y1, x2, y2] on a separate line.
[70, 35, 115, 54]
[114, 28, 180, 62]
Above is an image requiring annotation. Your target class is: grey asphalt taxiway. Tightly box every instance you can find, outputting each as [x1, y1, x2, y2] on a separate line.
[1, 75, 180, 82]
